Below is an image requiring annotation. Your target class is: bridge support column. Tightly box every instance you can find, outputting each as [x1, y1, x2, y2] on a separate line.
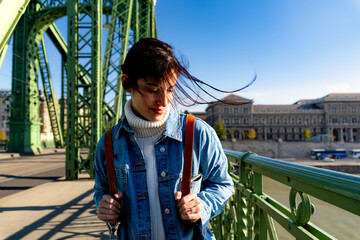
[7, 15, 42, 154]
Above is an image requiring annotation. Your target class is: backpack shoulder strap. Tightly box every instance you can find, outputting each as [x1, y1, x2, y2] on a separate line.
[181, 114, 196, 197]
[105, 128, 117, 196]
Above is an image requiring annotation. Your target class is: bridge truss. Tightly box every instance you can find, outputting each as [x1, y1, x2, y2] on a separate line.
[0, 0, 156, 179]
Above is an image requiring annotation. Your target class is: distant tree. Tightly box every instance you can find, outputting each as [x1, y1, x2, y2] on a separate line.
[213, 119, 226, 140]
[184, 110, 190, 115]
[0, 129, 6, 140]
[303, 128, 311, 141]
[248, 128, 257, 139]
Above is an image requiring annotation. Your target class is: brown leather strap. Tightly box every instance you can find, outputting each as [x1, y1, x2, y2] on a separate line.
[181, 115, 195, 197]
[105, 128, 117, 196]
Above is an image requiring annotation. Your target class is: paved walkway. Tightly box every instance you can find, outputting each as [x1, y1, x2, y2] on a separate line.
[0, 149, 110, 240]
[0, 178, 109, 240]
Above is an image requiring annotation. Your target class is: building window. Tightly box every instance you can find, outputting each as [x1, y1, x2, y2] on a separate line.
[351, 106, 356, 113]
[261, 117, 266, 124]
[319, 117, 324, 124]
[290, 117, 295, 125]
[342, 117, 347, 124]
[233, 107, 239, 114]
[313, 128, 316, 133]
[332, 117, 338, 123]
[243, 107, 249, 113]
[224, 118, 229, 124]
[233, 118, 239, 125]
[305, 117, 310, 125]
[243, 118, 249, 125]
[224, 107, 229, 114]
[276, 117, 280, 125]
[331, 106, 336, 113]
[269, 118, 273, 124]
[341, 106, 346, 113]
[312, 117, 316, 125]
[283, 117, 288, 125]
[297, 117, 302, 124]
[234, 130, 240, 139]
[352, 117, 358, 124]
[254, 118, 258, 125]
[292, 128, 295, 133]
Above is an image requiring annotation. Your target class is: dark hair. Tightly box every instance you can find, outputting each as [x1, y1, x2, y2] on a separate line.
[121, 38, 255, 107]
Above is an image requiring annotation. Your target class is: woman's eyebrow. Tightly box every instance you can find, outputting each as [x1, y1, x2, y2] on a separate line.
[145, 82, 176, 89]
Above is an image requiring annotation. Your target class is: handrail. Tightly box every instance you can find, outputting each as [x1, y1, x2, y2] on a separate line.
[210, 149, 360, 239]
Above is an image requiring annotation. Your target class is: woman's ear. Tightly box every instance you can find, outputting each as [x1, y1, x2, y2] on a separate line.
[121, 74, 131, 93]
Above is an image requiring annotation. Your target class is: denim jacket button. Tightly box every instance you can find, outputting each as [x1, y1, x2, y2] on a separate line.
[165, 208, 171, 214]
[159, 147, 165, 152]
[161, 171, 166, 177]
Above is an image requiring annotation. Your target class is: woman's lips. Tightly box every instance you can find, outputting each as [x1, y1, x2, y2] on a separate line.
[151, 108, 166, 114]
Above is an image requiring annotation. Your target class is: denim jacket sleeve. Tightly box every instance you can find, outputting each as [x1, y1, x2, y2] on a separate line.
[93, 133, 109, 209]
[194, 119, 234, 237]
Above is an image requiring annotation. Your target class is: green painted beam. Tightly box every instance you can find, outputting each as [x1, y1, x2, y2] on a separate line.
[37, 37, 64, 148]
[0, 37, 11, 70]
[66, 0, 103, 180]
[0, 0, 30, 52]
[7, 13, 43, 154]
[46, 22, 115, 121]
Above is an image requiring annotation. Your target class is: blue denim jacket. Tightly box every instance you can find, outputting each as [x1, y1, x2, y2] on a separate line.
[93, 108, 234, 239]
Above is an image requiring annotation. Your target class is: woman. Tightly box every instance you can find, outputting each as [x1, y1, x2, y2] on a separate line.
[93, 38, 235, 239]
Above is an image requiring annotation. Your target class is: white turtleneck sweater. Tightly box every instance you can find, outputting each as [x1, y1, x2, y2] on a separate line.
[124, 100, 169, 240]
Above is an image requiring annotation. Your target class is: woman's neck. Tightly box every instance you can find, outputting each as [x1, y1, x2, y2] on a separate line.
[125, 100, 169, 138]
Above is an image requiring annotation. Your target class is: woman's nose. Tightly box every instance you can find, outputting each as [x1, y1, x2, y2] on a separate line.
[156, 91, 168, 106]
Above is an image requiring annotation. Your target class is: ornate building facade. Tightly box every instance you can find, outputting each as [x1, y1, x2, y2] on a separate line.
[0, 90, 11, 139]
[206, 93, 360, 142]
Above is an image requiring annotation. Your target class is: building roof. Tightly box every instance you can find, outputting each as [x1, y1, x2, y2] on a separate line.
[206, 94, 253, 111]
[206, 93, 360, 113]
[318, 93, 360, 102]
[221, 94, 251, 102]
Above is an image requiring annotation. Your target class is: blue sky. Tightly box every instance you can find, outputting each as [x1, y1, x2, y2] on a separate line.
[1, 0, 360, 112]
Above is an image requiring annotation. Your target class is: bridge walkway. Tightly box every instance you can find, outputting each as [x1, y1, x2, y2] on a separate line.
[0, 150, 359, 239]
[0, 150, 106, 240]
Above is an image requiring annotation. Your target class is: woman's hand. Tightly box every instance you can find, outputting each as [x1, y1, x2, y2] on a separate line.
[175, 192, 201, 223]
[97, 192, 123, 225]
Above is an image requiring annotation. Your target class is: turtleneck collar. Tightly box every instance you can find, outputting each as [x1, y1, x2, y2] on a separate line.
[124, 100, 170, 138]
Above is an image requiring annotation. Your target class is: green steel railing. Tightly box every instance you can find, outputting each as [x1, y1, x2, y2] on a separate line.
[210, 149, 360, 240]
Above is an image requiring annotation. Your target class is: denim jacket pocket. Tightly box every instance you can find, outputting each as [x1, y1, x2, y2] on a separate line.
[114, 164, 129, 194]
[190, 173, 202, 194]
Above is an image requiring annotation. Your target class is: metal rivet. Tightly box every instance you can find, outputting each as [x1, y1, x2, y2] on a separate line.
[161, 171, 166, 177]
[165, 208, 170, 214]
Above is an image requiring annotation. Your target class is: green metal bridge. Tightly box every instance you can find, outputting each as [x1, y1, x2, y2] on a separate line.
[0, 1, 359, 239]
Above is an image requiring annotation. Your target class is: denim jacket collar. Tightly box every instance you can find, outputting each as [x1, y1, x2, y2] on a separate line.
[115, 107, 183, 142]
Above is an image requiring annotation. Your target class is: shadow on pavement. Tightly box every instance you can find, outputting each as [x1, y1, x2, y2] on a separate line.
[2, 188, 108, 239]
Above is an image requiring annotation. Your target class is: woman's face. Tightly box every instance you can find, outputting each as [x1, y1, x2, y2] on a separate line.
[127, 76, 177, 122]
